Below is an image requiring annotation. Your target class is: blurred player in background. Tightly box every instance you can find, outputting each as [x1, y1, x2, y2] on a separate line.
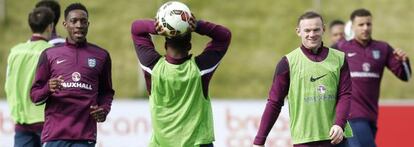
[30, 3, 114, 147]
[329, 20, 345, 48]
[253, 11, 352, 147]
[35, 0, 65, 45]
[336, 8, 412, 147]
[131, 13, 231, 147]
[5, 7, 54, 147]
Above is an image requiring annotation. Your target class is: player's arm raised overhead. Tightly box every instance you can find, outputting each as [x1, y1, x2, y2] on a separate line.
[386, 45, 411, 81]
[191, 17, 231, 98]
[131, 20, 162, 71]
[253, 57, 290, 145]
[30, 51, 53, 105]
[194, 19, 231, 73]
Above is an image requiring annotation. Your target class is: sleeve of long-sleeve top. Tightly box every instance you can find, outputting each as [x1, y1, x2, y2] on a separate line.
[335, 58, 352, 129]
[98, 53, 115, 116]
[254, 57, 290, 145]
[386, 44, 411, 81]
[30, 51, 52, 105]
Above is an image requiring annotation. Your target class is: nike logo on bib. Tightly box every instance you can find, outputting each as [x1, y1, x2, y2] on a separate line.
[310, 74, 327, 82]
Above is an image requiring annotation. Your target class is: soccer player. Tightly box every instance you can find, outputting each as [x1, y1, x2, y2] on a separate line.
[329, 20, 345, 48]
[130, 15, 231, 146]
[35, 0, 65, 45]
[30, 3, 114, 146]
[253, 11, 353, 147]
[5, 7, 54, 147]
[336, 8, 411, 147]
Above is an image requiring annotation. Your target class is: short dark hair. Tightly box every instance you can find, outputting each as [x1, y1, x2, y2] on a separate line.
[64, 3, 88, 19]
[351, 8, 371, 21]
[28, 7, 55, 33]
[329, 20, 345, 29]
[297, 11, 324, 26]
[35, 0, 60, 26]
[165, 33, 192, 51]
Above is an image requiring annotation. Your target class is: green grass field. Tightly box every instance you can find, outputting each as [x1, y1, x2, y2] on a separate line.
[0, 0, 413, 99]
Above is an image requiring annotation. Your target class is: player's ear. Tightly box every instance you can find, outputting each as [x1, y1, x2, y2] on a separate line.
[296, 27, 301, 36]
[62, 21, 67, 28]
[48, 23, 54, 31]
[351, 21, 355, 31]
[322, 24, 326, 33]
[322, 24, 326, 32]
[46, 23, 54, 39]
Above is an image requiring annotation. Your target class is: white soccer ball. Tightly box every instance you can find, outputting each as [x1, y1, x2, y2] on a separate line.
[156, 1, 191, 37]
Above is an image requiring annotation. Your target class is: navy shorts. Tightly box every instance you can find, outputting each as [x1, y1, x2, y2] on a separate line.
[348, 119, 377, 147]
[43, 140, 95, 147]
[14, 131, 42, 147]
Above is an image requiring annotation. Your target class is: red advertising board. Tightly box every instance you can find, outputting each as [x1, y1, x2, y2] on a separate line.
[377, 103, 414, 147]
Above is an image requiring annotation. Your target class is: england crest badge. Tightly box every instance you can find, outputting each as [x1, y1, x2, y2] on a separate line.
[372, 50, 380, 60]
[317, 84, 327, 94]
[88, 58, 96, 68]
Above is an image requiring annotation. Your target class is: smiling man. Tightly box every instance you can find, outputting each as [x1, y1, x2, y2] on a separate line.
[30, 3, 114, 147]
[253, 11, 353, 147]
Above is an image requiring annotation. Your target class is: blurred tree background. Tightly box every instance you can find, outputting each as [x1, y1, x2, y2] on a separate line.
[0, 0, 413, 99]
